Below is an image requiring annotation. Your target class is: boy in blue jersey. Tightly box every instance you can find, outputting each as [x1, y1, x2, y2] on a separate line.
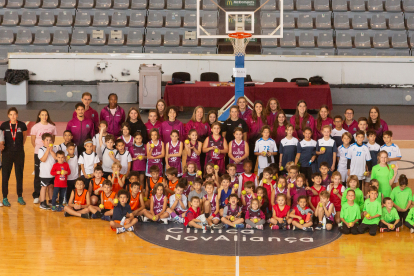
[316, 125, 337, 173]
[347, 130, 373, 189]
[365, 131, 380, 195]
[279, 124, 299, 172]
[331, 115, 348, 147]
[295, 127, 316, 186]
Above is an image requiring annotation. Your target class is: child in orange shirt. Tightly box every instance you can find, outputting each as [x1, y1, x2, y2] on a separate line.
[108, 162, 125, 193]
[89, 166, 105, 206]
[88, 180, 117, 220]
[130, 182, 145, 217]
[63, 178, 91, 219]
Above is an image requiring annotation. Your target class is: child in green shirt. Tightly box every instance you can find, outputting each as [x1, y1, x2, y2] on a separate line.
[370, 179, 383, 205]
[379, 197, 401, 232]
[340, 189, 361, 235]
[405, 207, 414, 234]
[358, 186, 382, 236]
[390, 175, 412, 221]
[342, 175, 364, 213]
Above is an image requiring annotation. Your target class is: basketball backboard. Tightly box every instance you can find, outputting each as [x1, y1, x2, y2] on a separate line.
[196, 0, 283, 39]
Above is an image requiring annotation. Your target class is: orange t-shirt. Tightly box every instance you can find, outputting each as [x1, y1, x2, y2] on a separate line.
[167, 180, 179, 198]
[129, 192, 141, 211]
[103, 191, 117, 209]
[74, 189, 88, 206]
[112, 173, 124, 194]
[92, 177, 106, 194]
[147, 177, 164, 197]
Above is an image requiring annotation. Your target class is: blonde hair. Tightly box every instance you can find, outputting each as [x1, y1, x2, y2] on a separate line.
[190, 106, 207, 124]
[347, 175, 359, 188]
[111, 161, 122, 170]
[331, 171, 342, 180]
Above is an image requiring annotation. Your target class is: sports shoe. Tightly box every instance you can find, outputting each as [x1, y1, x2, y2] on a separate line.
[81, 213, 91, 219]
[315, 223, 323, 230]
[292, 226, 297, 231]
[202, 225, 212, 230]
[40, 202, 50, 210]
[161, 218, 168, 224]
[3, 198, 11, 207]
[235, 224, 244, 229]
[62, 199, 67, 205]
[271, 225, 279, 230]
[303, 227, 314, 232]
[48, 200, 52, 204]
[116, 227, 126, 234]
[224, 224, 230, 229]
[91, 212, 103, 219]
[64, 212, 72, 217]
[410, 228, 414, 234]
[213, 223, 224, 229]
[33, 198, 39, 204]
[142, 216, 149, 222]
[120, 216, 127, 226]
[17, 197, 26, 205]
[0, 201, 3, 207]
[52, 206, 63, 212]
[246, 224, 252, 229]
[127, 226, 134, 232]
[395, 227, 400, 232]
[380, 228, 389, 233]
[103, 215, 111, 221]
[256, 225, 263, 230]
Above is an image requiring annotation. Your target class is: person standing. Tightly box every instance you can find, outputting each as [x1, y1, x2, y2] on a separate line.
[246, 101, 266, 169]
[72, 92, 99, 134]
[222, 105, 248, 165]
[368, 106, 389, 146]
[342, 108, 359, 136]
[290, 100, 315, 141]
[0, 107, 27, 207]
[30, 109, 57, 204]
[66, 103, 95, 156]
[159, 106, 185, 145]
[126, 107, 148, 144]
[100, 93, 126, 137]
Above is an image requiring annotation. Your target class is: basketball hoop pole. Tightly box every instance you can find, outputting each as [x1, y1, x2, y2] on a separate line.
[218, 33, 253, 121]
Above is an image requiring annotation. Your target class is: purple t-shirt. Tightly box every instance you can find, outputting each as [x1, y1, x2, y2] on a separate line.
[167, 141, 182, 176]
[188, 141, 201, 171]
[30, 123, 57, 154]
[229, 140, 246, 173]
[146, 140, 163, 176]
[66, 117, 95, 146]
[130, 143, 146, 172]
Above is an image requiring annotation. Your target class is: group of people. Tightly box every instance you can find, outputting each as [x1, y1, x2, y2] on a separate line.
[1, 92, 414, 236]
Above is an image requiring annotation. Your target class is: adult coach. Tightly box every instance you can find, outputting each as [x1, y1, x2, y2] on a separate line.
[0, 107, 27, 207]
[30, 109, 57, 204]
[185, 106, 211, 143]
[246, 101, 266, 169]
[160, 106, 185, 144]
[371, 150, 398, 197]
[66, 103, 95, 155]
[222, 105, 248, 143]
[100, 93, 126, 136]
[72, 92, 99, 133]
[290, 100, 315, 140]
[342, 108, 359, 136]
[368, 106, 388, 145]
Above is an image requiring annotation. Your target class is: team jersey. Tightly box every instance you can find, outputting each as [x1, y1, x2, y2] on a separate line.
[279, 137, 299, 168]
[367, 142, 381, 167]
[362, 199, 382, 225]
[129, 192, 141, 211]
[167, 180, 179, 198]
[229, 140, 247, 173]
[242, 193, 254, 213]
[238, 173, 258, 196]
[103, 191, 116, 209]
[92, 177, 106, 194]
[146, 177, 164, 197]
[380, 143, 401, 167]
[341, 188, 364, 212]
[78, 151, 100, 176]
[73, 189, 88, 206]
[310, 186, 326, 208]
[254, 137, 278, 170]
[316, 138, 337, 168]
[58, 142, 78, 156]
[119, 135, 134, 150]
[101, 146, 119, 173]
[153, 194, 166, 215]
[111, 173, 124, 193]
[337, 144, 351, 172]
[327, 184, 345, 210]
[224, 205, 242, 217]
[219, 188, 233, 207]
[130, 143, 147, 172]
[204, 193, 218, 215]
[187, 141, 201, 170]
[331, 128, 348, 147]
[340, 202, 361, 223]
[229, 176, 238, 189]
[273, 204, 290, 218]
[297, 139, 317, 168]
[347, 143, 371, 180]
[292, 205, 312, 222]
[38, 146, 58, 178]
[381, 207, 399, 223]
[167, 141, 183, 177]
[353, 132, 368, 144]
[146, 140, 163, 177]
[115, 150, 132, 175]
[92, 133, 106, 160]
[323, 201, 336, 221]
[66, 155, 79, 181]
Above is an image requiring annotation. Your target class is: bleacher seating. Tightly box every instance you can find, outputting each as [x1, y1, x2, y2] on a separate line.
[0, 0, 410, 57]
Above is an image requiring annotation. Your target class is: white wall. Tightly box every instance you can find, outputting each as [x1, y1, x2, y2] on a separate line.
[8, 53, 414, 84]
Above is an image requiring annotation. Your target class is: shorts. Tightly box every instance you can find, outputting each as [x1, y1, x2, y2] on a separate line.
[334, 204, 341, 212]
[338, 169, 348, 183]
[136, 171, 145, 175]
[81, 175, 92, 190]
[110, 220, 121, 231]
[210, 212, 220, 221]
[40, 177, 54, 187]
[103, 171, 112, 179]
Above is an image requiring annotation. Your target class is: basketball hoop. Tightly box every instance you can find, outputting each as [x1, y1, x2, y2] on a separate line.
[228, 32, 252, 57]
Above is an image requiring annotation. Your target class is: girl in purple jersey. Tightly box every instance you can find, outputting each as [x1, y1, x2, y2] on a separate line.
[142, 183, 169, 224]
[118, 122, 134, 150]
[146, 129, 165, 177]
[130, 132, 146, 185]
[182, 161, 197, 194]
[165, 130, 183, 177]
[228, 127, 249, 174]
[203, 122, 229, 175]
[185, 129, 202, 171]
[204, 181, 221, 228]
[221, 194, 244, 229]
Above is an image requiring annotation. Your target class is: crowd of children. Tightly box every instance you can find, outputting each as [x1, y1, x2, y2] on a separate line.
[15, 99, 414, 236]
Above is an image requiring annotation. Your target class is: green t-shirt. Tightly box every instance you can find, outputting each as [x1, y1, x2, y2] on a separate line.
[375, 192, 383, 204]
[340, 202, 361, 223]
[390, 186, 413, 209]
[406, 208, 414, 225]
[342, 188, 364, 212]
[371, 164, 394, 198]
[362, 199, 382, 225]
[381, 207, 399, 223]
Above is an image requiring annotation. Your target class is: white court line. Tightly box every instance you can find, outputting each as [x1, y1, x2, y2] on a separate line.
[235, 255, 239, 276]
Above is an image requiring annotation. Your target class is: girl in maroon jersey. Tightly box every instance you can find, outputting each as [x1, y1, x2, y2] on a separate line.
[221, 193, 244, 229]
[182, 161, 197, 196]
[118, 122, 133, 150]
[228, 127, 249, 174]
[142, 184, 169, 224]
[130, 132, 146, 186]
[203, 122, 228, 175]
[165, 130, 183, 177]
[185, 129, 202, 171]
[146, 129, 165, 177]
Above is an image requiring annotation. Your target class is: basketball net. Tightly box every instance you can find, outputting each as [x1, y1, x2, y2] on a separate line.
[228, 32, 252, 57]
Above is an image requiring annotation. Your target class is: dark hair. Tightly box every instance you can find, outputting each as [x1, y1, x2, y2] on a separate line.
[383, 197, 392, 204]
[133, 132, 144, 139]
[303, 126, 312, 133]
[129, 171, 140, 179]
[243, 159, 253, 167]
[75, 102, 85, 110]
[105, 134, 115, 143]
[316, 105, 332, 130]
[358, 117, 368, 124]
[117, 189, 130, 199]
[256, 186, 269, 203]
[126, 107, 142, 122]
[311, 172, 322, 179]
[94, 165, 103, 172]
[194, 177, 203, 185]
[152, 183, 165, 196]
[399, 174, 408, 186]
[207, 110, 218, 124]
[121, 122, 130, 133]
[264, 97, 282, 118]
[115, 139, 125, 146]
[294, 100, 309, 131]
[166, 105, 179, 120]
[221, 174, 231, 183]
[7, 107, 18, 115]
[244, 181, 254, 189]
[56, 150, 65, 156]
[170, 129, 179, 137]
[76, 177, 85, 184]
[368, 106, 381, 130]
[346, 189, 356, 196]
[35, 109, 55, 126]
[108, 93, 118, 100]
[41, 133, 53, 140]
[233, 127, 243, 134]
[211, 122, 222, 130]
[252, 100, 266, 124]
[205, 181, 215, 188]
[156, 99, 166, 119]
[63, 130, 73, 136]
[333, 115, 343, 121]
[319, 162, 329, 169]
[383, 130, 393, 137]
[103, 179, 112, 187]
[100, 120, 108, 127]
[166, 167, 178, 177]
[66, 142, 76, 149]
[177, 178, 187, 189]
[297, 195, 307, 202]
[368, 186, 378, 193]
[345, 108, 354, 114]
[149, 128, 160, 140]
[228, 193, 241, 205]
[263, 167, 273, 175]
[190, 196, 200, 202]
[82, 92, 92, 99]
[149, 165, 160, 173]
[355, 130, 365, 138]
[366, 130, 377, 137]
[131, 182, 140, 188]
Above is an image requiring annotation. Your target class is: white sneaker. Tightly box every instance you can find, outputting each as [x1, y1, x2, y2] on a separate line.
[410, 228, 414, 234]
[127, 226, 134, 232]
[142, 216, 148, 222]
[161, 218, 168, 224]
[0, 201, 3, 207]
[33, 198, 39, 204]
[116, 227, 126, 234]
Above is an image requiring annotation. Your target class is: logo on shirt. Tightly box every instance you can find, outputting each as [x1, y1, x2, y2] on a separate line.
[92, 114, 95, 117]
[238, 124, 242, 128]
[86, 124, 90, 128]
[353, 128, 356, 131]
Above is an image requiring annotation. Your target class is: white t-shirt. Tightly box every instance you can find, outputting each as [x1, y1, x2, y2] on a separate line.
[115, 150, 132, 175]
[59, 142, 78, 156]
[67, 155, 79, 181]
[101, 146, 119, 173]
[337, 144, 351, 172]
[38, 146, 57, 178]
[78, 151, 100, 176]
[169, 194, 188, 212]
[347, 143, 371, 180]
[254, 137, 278, 169]
[93, 133, 106, 160]
[353, 132, 368, 144]
[380, 143, 401, 167]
